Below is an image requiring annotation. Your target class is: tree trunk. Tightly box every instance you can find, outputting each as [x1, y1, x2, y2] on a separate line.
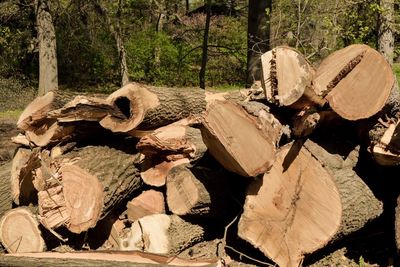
[35, 0, 58, 96]
[238, 140, 382, 267]
[199, 0, 212, 89]
[92, 0, 129, 86]
[246, 0, 271, 87]
[100, 83, 208, 132]
[378, 0, 394, 65]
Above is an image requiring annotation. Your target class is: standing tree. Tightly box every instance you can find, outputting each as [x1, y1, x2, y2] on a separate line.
[246, 0, 272, 87]
[378, 0, 394, 64]
[199, 0, 212, 89]
[35, 0, 58, 96]
[92, 0, 129, 86]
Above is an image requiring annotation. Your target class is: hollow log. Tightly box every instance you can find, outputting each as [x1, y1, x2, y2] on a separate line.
[100, 83, 208, 132]
[0, 207, 45, 253]
[35, 145, 142, 233]
[166, 165, 230, 217]
[313, 44, 398, 120]
[238, 140, 382, 267]
[126, 189, 165, 222]
[396, 194, 400, 252]
[260, 46, 324, 108]
[201, 101, 281, 177]
[0, 251, 220, 267]
[99, 83, 251, 133]
[119, 214, 204, 255]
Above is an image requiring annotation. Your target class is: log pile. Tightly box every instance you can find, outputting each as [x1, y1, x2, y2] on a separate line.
[1, 44, 400, 267]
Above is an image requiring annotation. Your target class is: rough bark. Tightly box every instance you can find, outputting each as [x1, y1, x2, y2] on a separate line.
[119, 214, 204, 255]
[166, 165, 230, 217]
[126, 189, 165, 222]
[0, 207, 45, 253]
[0, 162, 12, 217]
[0, 251, 219, 267]
[313, 44, 396, 120]
[246, 0, 272, 87]
[35, 0, 58, 96]
[378, 0, 394, 64]
[201, 101, 281, 177]
[100, 83, 208, 132]
[260, 46, 324, 108]
[238, 140, 382, 267]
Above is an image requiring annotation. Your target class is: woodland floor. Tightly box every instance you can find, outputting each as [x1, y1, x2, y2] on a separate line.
[0, 77, 399, 266]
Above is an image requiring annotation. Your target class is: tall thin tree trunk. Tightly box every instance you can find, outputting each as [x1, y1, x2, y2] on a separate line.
[116, 0, 129, 86]
[378, 0, 394, 64]
[154, 1, 166, 68]
[199, 0, 211, 90]
[246, 0, 271, 87]
[185, 0, 189, 14]
[35, 0, 58, 96]
[92, 0, 129, 86]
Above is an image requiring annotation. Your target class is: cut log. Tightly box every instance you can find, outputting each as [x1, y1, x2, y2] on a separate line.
[201, 101, 280, 177]
[126, 189, 165, 222]
[313, 44, 397, 120]
[166, 165, 230, 217]
[0, 251, 220, 267]
[37, 164, 104, 234]
[119, 214, 204, 255]
[260, 46, 324, 108]
[0, 207, 45, 253]
[238, 140, 382, 267]
[140, 157, 189, 187]
[100, 83, 208, 132]
[137, 125, 207, 162]
[36, 145, 142, 233]
[0, 162, 12, 217]
[369, 119, 400, 166]
[10, 148, 40, 206]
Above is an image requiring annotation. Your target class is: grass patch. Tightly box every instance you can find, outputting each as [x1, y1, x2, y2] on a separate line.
[0, 109, 22, 121]
[394, 63, 400, 87]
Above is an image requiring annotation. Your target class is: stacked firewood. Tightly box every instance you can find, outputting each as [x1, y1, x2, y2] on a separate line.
[1, 44, 400, 267]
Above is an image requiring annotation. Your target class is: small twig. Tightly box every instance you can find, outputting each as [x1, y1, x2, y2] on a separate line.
[225, 245, 276, 267]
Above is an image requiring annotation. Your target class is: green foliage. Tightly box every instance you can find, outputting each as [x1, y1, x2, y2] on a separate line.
[393, 63, 400, 86]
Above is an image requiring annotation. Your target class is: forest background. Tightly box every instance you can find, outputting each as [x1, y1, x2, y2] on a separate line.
[0, 0, 400, 112]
